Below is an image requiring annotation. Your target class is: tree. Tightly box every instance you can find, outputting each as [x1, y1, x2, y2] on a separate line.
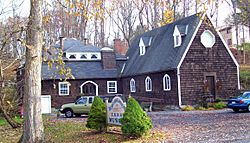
[86, 96, 107, 132]
[0, 1, 26, 129]
[20, 0, 44, 142]
[120, 97, 152, 137]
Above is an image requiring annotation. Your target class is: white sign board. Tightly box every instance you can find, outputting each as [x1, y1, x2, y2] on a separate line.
[41, 95, 51, 114]
[106, 96, 126, 126]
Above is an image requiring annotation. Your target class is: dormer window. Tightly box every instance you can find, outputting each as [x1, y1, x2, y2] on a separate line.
[80, 54, 87, 59]
[69, 54, 76, 59]
[91, 54, 97, 59]
[139, 38, 146, 56]
[173, 26, 182, 47]
[139, 37, 152, 56]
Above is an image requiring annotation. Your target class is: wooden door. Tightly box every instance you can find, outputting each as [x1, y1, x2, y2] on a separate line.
[206, 76, 216, 97]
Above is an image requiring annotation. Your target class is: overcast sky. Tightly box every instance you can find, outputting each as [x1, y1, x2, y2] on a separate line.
[0, 0, 236, 29]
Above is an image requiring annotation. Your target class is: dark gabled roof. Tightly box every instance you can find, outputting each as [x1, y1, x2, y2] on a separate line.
[176, 25, 189, 35]
[123, 14, 201, 76]
[54, 38, 101, 52]
[141, 36, 152, 47]
[42, 61, 119, 80]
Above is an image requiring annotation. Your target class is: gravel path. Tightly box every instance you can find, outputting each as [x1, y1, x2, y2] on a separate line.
[149, 109, 250, 143]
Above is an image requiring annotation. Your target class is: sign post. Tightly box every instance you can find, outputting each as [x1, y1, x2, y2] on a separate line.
[106, 96, 126, 126]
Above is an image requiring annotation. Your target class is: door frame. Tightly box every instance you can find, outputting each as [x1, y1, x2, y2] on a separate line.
[80, 81, 98, 96]
[203, 72, 216, 98]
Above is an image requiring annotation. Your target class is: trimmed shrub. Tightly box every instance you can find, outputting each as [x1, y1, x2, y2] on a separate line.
[86, 96, 107, 132]
[213, 102, 226, 109]
[120, 97, 152, 137]
[181, 105, 194, 111]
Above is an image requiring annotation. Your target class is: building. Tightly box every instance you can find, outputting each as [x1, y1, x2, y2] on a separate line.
[18, 13, 240, 109]
[219, 25, 250, 49]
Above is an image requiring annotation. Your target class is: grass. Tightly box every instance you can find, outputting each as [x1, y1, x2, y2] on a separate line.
[240, 66, 250, 89]
[0, 116, 171, 143]
[0, 116, 23, 126]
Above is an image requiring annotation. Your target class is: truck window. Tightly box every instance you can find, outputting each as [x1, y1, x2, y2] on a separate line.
[78, 98, 87, 104]
[89, 97, 93, 104]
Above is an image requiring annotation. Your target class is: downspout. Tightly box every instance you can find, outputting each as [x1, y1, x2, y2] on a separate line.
[177, 67, 182, 107]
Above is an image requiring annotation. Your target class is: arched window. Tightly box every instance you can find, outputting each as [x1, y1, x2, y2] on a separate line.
[163, 74, 171, 91]
[130, 78, 136, 92]
[145, 76, 152, 92]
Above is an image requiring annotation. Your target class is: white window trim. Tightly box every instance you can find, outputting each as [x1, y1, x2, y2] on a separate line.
[173, 26, 182, 47]
[107, 81, 117, 93]
[58, 82, 70, 96]
[163, 74, 171, 91]
[145, 76, 152, 92]
[130, 78, 136, 92]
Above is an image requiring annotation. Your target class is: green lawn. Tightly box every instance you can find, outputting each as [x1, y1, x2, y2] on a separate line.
[0, 116, 22, 126]
[0, 116, 170, 143]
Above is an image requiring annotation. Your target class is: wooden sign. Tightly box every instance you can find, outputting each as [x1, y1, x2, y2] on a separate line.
[106, 96, 126, 126]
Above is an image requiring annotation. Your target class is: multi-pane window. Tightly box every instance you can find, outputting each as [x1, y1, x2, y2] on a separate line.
[107, 81, 117, 93]
[163, 74, 171, 91]
[130, 78, 136, 92]
[145, 76, 152, 92]
[59, 82, 70, 95]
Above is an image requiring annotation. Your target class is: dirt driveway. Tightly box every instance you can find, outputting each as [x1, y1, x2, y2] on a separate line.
[148, 109, 250, 143]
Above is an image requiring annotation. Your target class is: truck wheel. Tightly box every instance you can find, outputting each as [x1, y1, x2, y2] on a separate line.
[65, 109, 73, 118]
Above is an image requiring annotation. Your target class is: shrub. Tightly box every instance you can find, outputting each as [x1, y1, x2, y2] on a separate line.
[120, 97, 152, 137]
[213, 102, 226, 109]
[214, 98, 223, 103]
[181, 105, 194, 111]
[195, 106, 206, 110]
[86, 96, 106, 132]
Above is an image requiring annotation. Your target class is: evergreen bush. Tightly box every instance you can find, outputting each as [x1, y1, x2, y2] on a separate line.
[120, 97, 152, 137]
[86, 96, 107, 132]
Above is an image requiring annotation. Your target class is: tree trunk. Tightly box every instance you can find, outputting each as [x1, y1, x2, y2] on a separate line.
[20, 0, 44, 142]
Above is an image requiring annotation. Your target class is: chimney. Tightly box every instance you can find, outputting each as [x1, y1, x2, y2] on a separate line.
[59, 36, 64, 51]
[113, 38, 128, 55]
[101, 47, 116, 69]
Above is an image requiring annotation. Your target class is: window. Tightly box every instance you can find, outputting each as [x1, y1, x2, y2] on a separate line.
[139, 38, 146, 55]
[145, 76, 152, 92]
[227, 39, 231, 46]
[80, 54, 87, 59]
[69, 54, 76, 59]
[91, 54, 97, 59]
[173, 26, 182, 47]
[89, 97, 93, 103]
[130, 78, 136, 92]
[59, 82, 70, 95]
[140, 46, 146, 55]
[200, 30, 215, 48]
[77, 98, 87, 104]
[163, 74, 171, 91]
[107, 81, 117, 93]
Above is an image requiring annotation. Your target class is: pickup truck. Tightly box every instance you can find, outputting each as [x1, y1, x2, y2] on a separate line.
[59, 96, 94, 118]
